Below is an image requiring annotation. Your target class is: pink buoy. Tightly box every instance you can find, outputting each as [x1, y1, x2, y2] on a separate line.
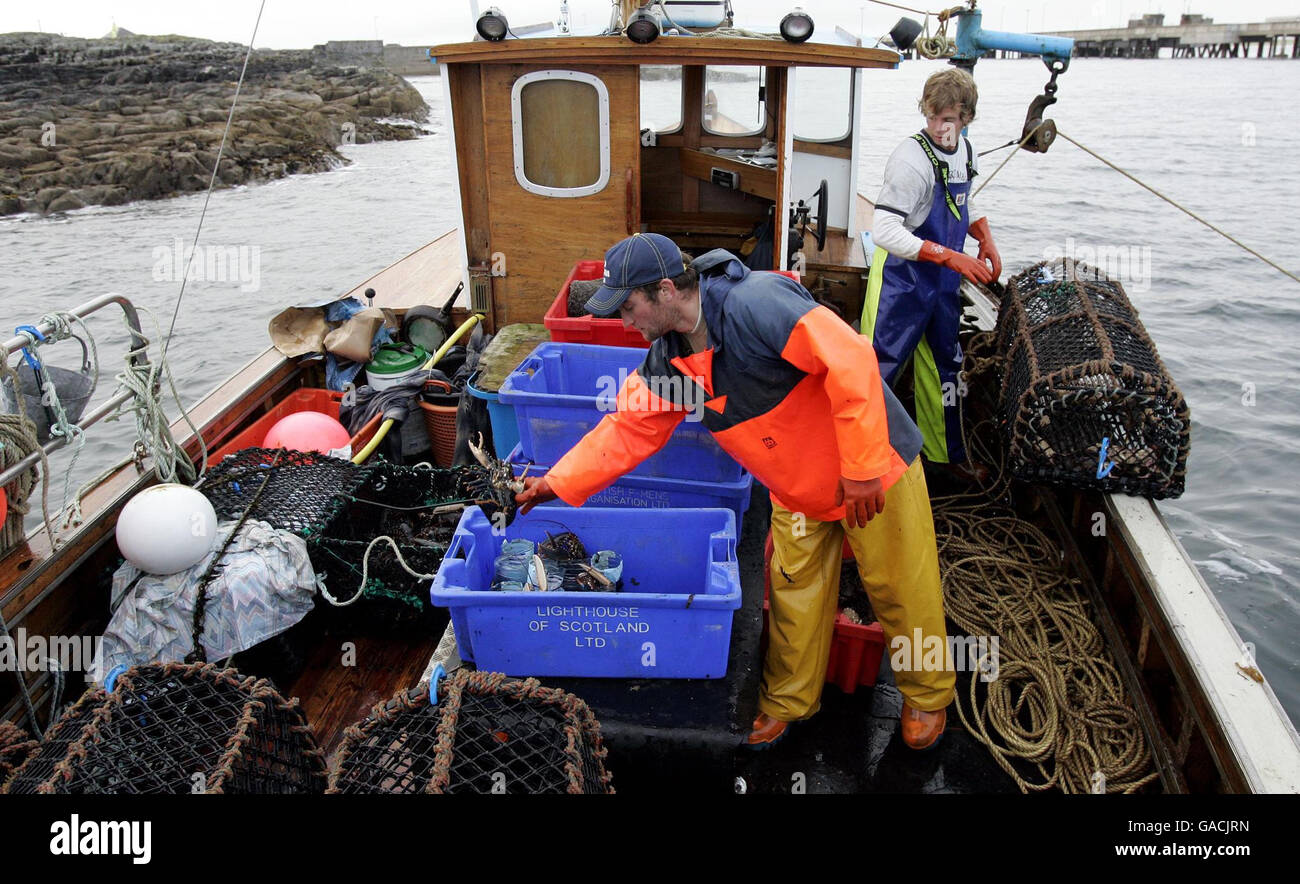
[263, 411, 352, 455]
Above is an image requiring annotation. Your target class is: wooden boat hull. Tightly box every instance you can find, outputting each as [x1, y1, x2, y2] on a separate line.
[3, 222, 1297, 794]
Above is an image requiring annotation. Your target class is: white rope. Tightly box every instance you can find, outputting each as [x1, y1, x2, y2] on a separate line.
[106, 306, 204, 486]
[319, 535, 441, 607]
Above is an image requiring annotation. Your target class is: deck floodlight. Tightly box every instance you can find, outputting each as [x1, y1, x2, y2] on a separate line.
[626, 7, 662, 43]
[889, 17, 923, 51]
[476, 6, 510, 41]
[779, 8, 814, 43]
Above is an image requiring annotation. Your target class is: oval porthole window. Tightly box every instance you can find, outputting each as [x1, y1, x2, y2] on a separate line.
[512, 70, 611, 197]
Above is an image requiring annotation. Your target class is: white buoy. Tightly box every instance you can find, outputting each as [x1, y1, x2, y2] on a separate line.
[115, 484, 218, 575]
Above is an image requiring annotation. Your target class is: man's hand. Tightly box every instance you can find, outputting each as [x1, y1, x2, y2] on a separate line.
[917, 240, 994, 285]
[967, 217, 1002, 281]
[515, 476, 558, 515]
[836, 476, 885, 529]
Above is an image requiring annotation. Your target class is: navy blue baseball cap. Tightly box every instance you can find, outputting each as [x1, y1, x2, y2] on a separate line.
[585, 233, 685, 316]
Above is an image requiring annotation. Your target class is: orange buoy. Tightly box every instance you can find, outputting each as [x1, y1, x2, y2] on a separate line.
[263, 411, 351, 455]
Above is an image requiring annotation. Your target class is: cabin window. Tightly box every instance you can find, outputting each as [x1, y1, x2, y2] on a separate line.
[702, 66, 765, 136]
[640, 65, 683, 134]
[511, 70, 611, 198]
[793, 67, 853, 143]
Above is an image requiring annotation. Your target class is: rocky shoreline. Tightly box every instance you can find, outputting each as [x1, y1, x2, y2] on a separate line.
[0, 32, 431, 215]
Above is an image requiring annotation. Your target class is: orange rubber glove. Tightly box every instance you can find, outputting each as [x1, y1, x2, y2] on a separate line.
[967, 217, 1002, 281]
[515, 476, 558, 515]
[835, 476, 885, 529]
[917, 240, 994, 285]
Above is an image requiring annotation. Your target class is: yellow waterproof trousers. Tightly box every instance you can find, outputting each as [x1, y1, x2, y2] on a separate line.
[762, 457, 955, 721]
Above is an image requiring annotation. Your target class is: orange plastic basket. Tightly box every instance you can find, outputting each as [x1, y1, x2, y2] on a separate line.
[418, 379, 459, 467]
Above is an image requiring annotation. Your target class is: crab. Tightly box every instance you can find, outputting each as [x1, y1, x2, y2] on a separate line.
[466, 432, 526, 527]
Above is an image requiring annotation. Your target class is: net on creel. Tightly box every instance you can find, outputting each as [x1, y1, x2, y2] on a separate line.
[993, 257, 1190, 499]
[0, 663, 327, 794]
[327, 669, 614, 795]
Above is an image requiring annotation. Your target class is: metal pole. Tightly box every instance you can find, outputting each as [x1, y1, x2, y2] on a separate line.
[1, 293, 154, 487]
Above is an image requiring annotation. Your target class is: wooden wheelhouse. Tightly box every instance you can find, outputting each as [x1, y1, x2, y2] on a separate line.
[430, 34, 896, 329]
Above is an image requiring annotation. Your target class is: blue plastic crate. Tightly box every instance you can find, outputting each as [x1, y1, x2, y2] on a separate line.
[429, 506, 741, 679]
[466, 379, 519, 460]
[507, 444, 753, 537]
[496, 342, 744, 483]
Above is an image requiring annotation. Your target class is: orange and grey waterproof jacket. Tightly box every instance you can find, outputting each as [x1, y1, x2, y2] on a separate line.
[545, 250, 923, 521]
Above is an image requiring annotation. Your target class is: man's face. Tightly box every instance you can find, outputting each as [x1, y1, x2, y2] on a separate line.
[618, 284, 675, 342]
[925, 104, 965, 150]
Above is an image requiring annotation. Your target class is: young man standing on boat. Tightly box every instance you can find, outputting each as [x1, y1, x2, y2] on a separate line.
[515, 233, 955, 750]
[862, 68, 1001, 483]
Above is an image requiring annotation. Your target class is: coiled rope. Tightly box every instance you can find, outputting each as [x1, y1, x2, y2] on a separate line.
[930, 333, 1160, 793]
[0, 354, 52, 736]
[0, 346, 57, 549]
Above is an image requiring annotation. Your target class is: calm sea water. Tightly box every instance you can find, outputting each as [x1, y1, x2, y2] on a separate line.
[3, 60, 1297, 727]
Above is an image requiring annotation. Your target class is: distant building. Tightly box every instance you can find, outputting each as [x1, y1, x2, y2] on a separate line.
[1127, 14, 1165, 28]
[1180, 14, 1212, 25]
[104, 24, 137, 39]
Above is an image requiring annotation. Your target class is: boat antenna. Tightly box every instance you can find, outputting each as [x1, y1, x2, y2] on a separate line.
[161, 1, 267, 363]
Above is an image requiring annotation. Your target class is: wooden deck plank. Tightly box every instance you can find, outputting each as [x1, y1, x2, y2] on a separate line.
[291, 632, 442, 758]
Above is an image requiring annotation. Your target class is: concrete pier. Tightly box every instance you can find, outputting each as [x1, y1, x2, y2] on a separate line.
[1037, 14, 1300, 60]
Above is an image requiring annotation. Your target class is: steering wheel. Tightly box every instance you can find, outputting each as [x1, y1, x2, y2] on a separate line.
[795, 176, 826, 252]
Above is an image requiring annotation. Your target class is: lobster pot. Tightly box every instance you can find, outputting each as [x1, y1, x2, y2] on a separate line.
[1, 663, 327, 794]
[305, 462, 481, 630]
[995, 258, 1190, 499]
[327, 670, 614, 794]
[0, 722, 37, 784]
[200, 447, 371, 539]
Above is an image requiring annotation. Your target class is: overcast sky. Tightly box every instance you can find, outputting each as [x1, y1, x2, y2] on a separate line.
[3, 1, 1298, 49]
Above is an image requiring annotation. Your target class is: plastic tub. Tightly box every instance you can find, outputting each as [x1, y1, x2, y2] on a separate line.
[544, 260, 650, 349]
[430, 506, 741, 678]
[467, 379, 519, 460]
[365, 343, 431, 391]
[507, 444, 753, 537]
[544, 260, 800, 349]
[497, 342, 744, 483]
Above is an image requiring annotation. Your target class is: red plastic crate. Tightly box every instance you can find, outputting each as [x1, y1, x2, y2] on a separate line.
[545, 261, 649, 349]
[544, 260, 802, 349]
[210, 388, 379, 460]
[762, 530, 887, 694]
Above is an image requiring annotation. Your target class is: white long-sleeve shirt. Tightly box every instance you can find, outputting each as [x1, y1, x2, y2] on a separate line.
[871, 131, 984, 261]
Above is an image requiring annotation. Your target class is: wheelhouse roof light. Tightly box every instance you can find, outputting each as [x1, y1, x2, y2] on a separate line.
[779, 8, 814, 43]
[626, 8, 662, 44]
[476, 7, 510, 41]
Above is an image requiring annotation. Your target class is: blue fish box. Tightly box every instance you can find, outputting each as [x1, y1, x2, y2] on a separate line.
[506, 444, 753, 538]
[496, 342, 744, 483]
[429, 506, 742, 679]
